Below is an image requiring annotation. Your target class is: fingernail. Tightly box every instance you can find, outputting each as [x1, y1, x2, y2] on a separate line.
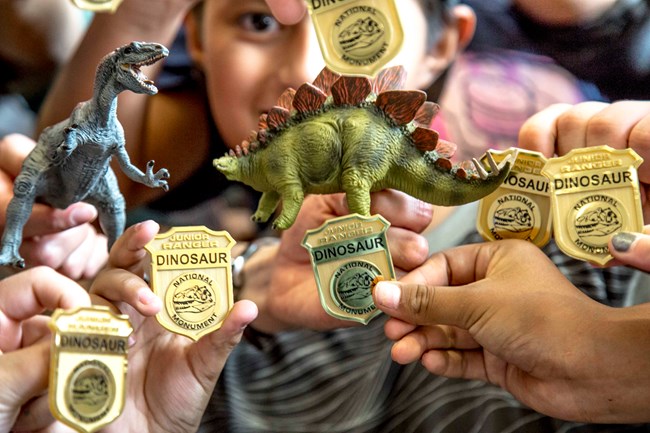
[137, 288, 157, 305]
[70, 204, 97, 224]
[374, 282, 401, 309]
[612, 232, 638, 253]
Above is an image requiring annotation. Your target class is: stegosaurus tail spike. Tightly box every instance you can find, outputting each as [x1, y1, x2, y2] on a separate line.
[267, 106, 292, 130]
[414, 101, 440, 127]
[293, 82, 328, 114]
[372, 65, 407, 93]
[276, 88, 296, 110]
[313, 67, 341, 95]
[411, 127, 439, 151]
[331, 75, 373, 106]
[375, 90, 427, 126]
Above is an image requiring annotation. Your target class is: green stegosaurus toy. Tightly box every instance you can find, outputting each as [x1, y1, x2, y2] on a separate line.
[214, 66, 510, 230]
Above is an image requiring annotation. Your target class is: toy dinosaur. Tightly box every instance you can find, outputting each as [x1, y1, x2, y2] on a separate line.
[214, 66, 511, 230]
[0, 41, 170, 267]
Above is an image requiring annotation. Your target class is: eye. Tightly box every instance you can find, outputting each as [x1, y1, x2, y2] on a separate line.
[238, 13, 280, 34]
[124, 46, 133, 54]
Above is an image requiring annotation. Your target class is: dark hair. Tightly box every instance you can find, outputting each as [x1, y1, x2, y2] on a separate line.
[419, 0, 459, 50]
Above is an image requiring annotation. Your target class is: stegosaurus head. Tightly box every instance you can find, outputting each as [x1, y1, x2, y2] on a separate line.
[101, 41, 169, 96]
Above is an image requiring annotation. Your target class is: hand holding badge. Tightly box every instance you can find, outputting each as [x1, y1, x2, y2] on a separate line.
[144, 226, 235, 341]
[477, 145, 645, 265]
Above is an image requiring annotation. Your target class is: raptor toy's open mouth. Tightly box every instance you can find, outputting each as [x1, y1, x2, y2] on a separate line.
[121, 53, 167, 92]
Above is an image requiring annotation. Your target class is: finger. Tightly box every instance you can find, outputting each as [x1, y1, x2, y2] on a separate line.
[518, 103, 572, 156]
[266, 0, 307, 24]
[20, 223, 100, 274]
[90, 268, 161, 317]
[420, 348, 489, 381]
[386, 227, 429, 272]
[582, 101, 650, 151]
[628, 112, 650, 185]
[0, 341, 50, 420]
[0, 134, 34, 176]
[11, 392, 57, 432]
[53, 226, 108, 280]
[21, 203, 98, 239]
[20, 316, 52, 347]
[384, 317, 417, 340]
[554, 101, 609, 156]
[189, 300, 258, 387]
[391, 325, 479, 364]
[0, 267, 91, 351]
[370, 190, 433, 232]
[0, 267, 91, 321]
[108, 220, 159, 273]
[609, 229, 650, 272]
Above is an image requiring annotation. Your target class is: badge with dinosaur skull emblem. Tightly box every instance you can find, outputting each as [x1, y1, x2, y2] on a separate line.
[70, 0, 124, 13]
[49, 307, 132, 433]
[145, 226, 235, 340]
[306, 0, 404, 76]
[542, 145, 644, 265]
[302, 214, 395, 324]
[477, 148, 552, 247]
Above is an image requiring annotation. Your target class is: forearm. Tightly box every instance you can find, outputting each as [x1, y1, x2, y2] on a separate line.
[589, 303, 650, 422]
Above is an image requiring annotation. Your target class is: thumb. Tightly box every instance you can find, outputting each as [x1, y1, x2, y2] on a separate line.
[373, 280, 480, 329]
[191, 300, 258, 384]
[610, 230, 650, 272]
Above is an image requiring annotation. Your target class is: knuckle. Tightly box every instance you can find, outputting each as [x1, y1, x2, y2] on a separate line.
[405, 284, 435, 323]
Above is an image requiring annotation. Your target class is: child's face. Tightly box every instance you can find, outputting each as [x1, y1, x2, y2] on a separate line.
[189, 0, 461, 149]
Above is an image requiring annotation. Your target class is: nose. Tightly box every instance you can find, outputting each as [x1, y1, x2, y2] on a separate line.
[276, 21, 326, 88]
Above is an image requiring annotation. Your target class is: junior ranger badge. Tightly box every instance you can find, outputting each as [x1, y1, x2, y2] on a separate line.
[69, 0, 123, 13]
[49, 307, 132, 433]
[477, 148, 552, 247]
[302, 214, 395, 324]
[306, 0, 404, 76]
[542, 145, 644, 265]
[145, 226, 235, 341]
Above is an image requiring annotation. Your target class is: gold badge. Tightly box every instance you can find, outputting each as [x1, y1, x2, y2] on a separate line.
[542, 145, 644, 265]
[302, 214, 395, 324]
[70, 0, 123, 13]
[49, 307, 132, 433]
[144, 226, 235, 341]
[306, 0, 404, 76]
[477, 148, 552, 247]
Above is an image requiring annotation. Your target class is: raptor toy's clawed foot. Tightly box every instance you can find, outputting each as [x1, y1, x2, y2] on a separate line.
[0, 246, 25, 268]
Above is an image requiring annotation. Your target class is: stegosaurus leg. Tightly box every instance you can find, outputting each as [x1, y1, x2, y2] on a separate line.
[85, 169, 126, 250]
[342, 171, 372, 216]
[272, 184, 305, 230]
[252, 191, 281, 224]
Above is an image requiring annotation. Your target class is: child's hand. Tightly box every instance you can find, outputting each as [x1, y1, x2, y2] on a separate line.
[518, 101, 650, 222]
[0, 267, 91, 432]
[0, 134, 108, 279]
[254, 190, 432, 332]
[89, 220, 257, 433]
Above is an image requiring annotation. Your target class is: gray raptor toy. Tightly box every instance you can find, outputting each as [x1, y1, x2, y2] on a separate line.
[0, 41, 170, 267]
